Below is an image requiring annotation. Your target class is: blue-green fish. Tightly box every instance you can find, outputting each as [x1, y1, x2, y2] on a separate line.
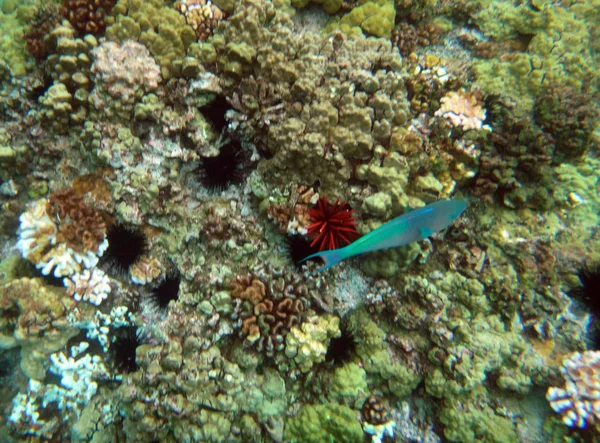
[300, 199, 467, 272]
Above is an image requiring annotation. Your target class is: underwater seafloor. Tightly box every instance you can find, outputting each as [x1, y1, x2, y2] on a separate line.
[0, 0, 599, 441]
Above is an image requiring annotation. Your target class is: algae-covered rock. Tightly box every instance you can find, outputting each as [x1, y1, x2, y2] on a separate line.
[284, 403, 363, 442]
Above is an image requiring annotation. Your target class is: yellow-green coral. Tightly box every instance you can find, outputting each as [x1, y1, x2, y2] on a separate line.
[472, 0, 599, 113]
[285, 314, 340, 372]
[324, 0, 396, 38]
[283, 403, 363, 442]
[0, 9, 29, 75]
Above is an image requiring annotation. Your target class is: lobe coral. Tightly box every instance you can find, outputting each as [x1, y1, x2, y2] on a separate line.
[307, 197, 359, 251]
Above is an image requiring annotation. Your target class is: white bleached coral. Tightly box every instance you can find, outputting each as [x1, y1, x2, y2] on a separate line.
[16, 198, 108, 277]
[64, 268, 112, 305]
[435, 90, 489, 131]
[547, 350, 600, 428]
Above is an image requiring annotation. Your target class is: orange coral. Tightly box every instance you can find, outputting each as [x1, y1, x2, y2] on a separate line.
[46, 189, 107, 255]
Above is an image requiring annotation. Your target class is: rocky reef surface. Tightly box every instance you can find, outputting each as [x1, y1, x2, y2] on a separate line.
[0, 0, 598, 441]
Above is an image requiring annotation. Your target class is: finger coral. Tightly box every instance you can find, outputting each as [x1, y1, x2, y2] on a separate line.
[64, 268, 111, 305]
[60, 0, 117, 37]
[547, 350, 600, 428]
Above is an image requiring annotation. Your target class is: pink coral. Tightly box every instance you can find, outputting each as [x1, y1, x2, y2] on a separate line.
[90, 41, 161, 115]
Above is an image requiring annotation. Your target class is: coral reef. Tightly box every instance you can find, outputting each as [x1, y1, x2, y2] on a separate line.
[0, 0, 599, 441]
[17, 189, 108, 277]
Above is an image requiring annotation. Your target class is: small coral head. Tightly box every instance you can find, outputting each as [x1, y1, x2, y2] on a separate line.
[307, 196, 359, 251]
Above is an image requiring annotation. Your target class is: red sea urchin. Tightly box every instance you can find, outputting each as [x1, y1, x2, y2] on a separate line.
[307, 196, 359, 251]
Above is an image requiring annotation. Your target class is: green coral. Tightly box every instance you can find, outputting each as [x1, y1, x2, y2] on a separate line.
[283, 403, 363, 442]
[324, 0, 396, 38]
[439, 388, 518, 442]
[355, 312, 422, 398]
[472, 0, 599, 113]
[329, 362, 368, 404]
[0, 8, 28, 76]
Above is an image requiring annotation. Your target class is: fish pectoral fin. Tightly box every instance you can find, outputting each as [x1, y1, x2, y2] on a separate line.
[419, 226, 435, 238]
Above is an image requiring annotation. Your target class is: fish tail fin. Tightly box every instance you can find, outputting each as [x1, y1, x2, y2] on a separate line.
[299, 249, 344, 273]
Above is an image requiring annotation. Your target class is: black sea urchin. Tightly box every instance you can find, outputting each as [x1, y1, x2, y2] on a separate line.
[201, 94, 231, 135]
[102, 224, 147, 275]
[326, 320, 358, 366]
[286, 234, 319, 269]
[199, 141, 249, 191]
[569, 264, 600, 347]
[110, 326, 141, 374]
[149, 272, 181, 312]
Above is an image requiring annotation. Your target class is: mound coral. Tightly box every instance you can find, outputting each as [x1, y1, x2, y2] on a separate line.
[89, 40, 161, 119]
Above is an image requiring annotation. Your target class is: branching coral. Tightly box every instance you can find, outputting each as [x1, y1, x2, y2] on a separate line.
[17, 189, 108, 277]
[434, 90, 488, 132]
[547, 350, 600, 429]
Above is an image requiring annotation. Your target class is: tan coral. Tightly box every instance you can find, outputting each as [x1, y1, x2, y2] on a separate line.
[435, 90, 488, 131]
[231, 275, 266, 303]
[130, 256, 163, 285]
[174, 0, 224, 41]
[0, 278, 78, 379]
